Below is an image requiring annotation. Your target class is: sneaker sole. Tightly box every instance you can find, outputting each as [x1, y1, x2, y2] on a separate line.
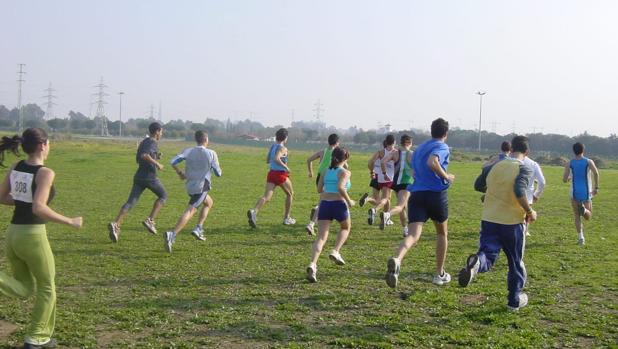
[458, 255, 479, 287]
[368, 209, 375, 225]
[306, 267, 317, 283]
[379, 212, 386, 230]
[385, 258, 399, 288]
[359, 193, 369, 207]
[108, 223, 118, 243]
[191, 232, 205, 241]
[142, 221, 157, 235]
[305, 225, 315, 236]
[329, 254, 345, 266]
[247, 210, 257, 228]
[164, 233, 173, 253]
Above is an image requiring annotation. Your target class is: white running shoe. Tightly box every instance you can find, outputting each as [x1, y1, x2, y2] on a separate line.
[108, 222, 120, 243]
[432, 271, 452, 286]
[385, 257, 400, 288]
[247, 209, 257, 228]
[386, 217, 394, 226]
[507, 293, 529, 312]
[283, 216, 296, 225]
[402, 226, 409, 237]
[458, 254, 480, 287]
[368, 208, 376, 225]
[328, 250, 346, 265]
[191, 226, 205, 241]
[164, 231, 176, 253]
[142, 218, 157, 235]
[578, 237, 585, 245]
[305, 222, 315, 236]
[306, 264, 317, 283]
[379, 212, 390, 230]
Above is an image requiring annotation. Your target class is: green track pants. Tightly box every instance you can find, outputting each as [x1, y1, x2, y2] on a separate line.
[0, 224, 56, 345]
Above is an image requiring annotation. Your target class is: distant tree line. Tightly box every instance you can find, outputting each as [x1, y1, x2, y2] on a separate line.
[1, 103, 616, 158]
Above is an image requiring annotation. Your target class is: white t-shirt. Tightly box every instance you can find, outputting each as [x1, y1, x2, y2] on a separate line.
[522, 156, 546, 204]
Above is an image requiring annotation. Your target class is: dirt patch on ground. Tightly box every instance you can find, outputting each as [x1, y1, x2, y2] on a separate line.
[0, 320, 18, 341]
[460, 294, 488, 305]
[96, 326, 127, 348]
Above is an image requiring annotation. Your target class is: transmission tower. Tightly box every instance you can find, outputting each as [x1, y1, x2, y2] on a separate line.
[17, 64, 26, 132]
[149, 104, 155, 119]
[42, 82, 57, 120]
[158, 100, 162, 122]
[93, 77, 110, 136]
[313, 100, 324, 121]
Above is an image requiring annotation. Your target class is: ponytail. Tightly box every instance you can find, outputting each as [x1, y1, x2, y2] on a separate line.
[329, 147, 350, 169]
[0, 135, 22, 167]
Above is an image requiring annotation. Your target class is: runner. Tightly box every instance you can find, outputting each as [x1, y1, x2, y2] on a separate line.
[306, 147, 355, 282]
[163, 130, 222, 253]
[108, 122, 167, 242]
[359, 134, 396, 226]
[247, 128, 295, 227]
[379, 134, 414, 237]
[458, 135, 535, 311]
[385, 118, 454, 288]
[0, 128, 83, 349]
[482, 141, 511, 168]
[305, 133, 340, 235]
[562, 142, 599, 245]
[522, 155, 545, 236]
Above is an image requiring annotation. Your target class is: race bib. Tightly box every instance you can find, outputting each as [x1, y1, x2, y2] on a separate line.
[10, 170, 34, 203]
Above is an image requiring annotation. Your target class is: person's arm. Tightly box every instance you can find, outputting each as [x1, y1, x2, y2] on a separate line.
[338, 170, 355, 207]
[474, 165, 492, 193]
[562, 163, 571, 183]
[427, 154, 454, 183]
[274, 146, 290, 172]
[589, 159, 600, 196]
[533, 163, 546, 202]
[211, 151, 222, 177]
[32, 168, 82, 228]
[306, 150, 323, 178]
[170, 149, 188, 180]
[514, 164, 536, 222]
[0, 163, 16, 205]
[368, 150, 380, 177]
[380, 151, 397, 182]
[317, 170, 325, 193]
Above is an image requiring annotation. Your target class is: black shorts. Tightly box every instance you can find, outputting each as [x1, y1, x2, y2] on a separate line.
[408, 190, 448, 223]
[393, 183, 409, 192]
[369, 178, 379, 190]
[188, 192, 209, 208]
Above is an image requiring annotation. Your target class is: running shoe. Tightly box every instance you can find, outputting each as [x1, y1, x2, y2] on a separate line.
[507, 293, 529, 312]
[359, 193, 369, 207]
[164, 231, 176, 253]
[283, 216, 296, 225]
[432, 271, 452, 286]
[367, 208, 376, 225]
[385, 257, 400, 288]
[142, 218, 157, 235]
[379, 212, 390, 230]
[458, 254, 480, 287]
[306, 264, 317, 283]
[578, 237, 585, 245]
[108, 222, 119, 243]
[24, 339, 57, 349]
[305, 222, 315, 236]
[191, 226, 205, 241]
[328, 250, 346, 265]
[247, 209, 257, 228]
[402, 226, 409, 237]
[386, 217, 394, 226]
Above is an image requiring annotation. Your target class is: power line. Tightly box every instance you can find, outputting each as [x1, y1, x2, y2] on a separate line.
[17, 64, 26, 132]
[313, 99, 324, 121]
[92, 77, 109, 136]
[42, 82, 57, 120]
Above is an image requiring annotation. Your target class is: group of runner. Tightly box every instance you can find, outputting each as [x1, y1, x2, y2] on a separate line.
[0, 119, 601, 348]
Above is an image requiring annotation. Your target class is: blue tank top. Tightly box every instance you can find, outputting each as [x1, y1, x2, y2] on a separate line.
[570, 157, 590, 201]
[268, 143, 288, 172]
[323, 167, 351, 193]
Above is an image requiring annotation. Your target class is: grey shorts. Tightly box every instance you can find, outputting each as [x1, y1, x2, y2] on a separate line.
[122, 178, 167, 210]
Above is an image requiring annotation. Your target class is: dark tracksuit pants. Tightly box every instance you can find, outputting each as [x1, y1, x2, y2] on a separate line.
[476, 220, 527, 307]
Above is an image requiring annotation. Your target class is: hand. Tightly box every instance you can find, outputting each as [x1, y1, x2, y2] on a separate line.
[308, 172, 313, 178]
[591, 189, 598, 196]
[348, 200, 356, 207]
[384, 174, 392, 182]
[525, 209, 537, 223]
[446, 174, 455, 183]
[177, 171, 186, 180]
[70, 217, 83, 229]
[156, 162, 164, 171]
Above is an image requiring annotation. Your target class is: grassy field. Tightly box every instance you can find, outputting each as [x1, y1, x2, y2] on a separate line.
[0, 139, 616, 348]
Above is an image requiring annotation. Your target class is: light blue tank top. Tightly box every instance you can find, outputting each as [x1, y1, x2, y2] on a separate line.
[268, 143, 288, 172]
[570, 157, 590, 201]
[324, 167, 351, 193]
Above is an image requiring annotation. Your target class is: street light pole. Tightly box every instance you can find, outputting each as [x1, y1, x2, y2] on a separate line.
[477, 91, 486, 153]
[118, 92, 124, 137]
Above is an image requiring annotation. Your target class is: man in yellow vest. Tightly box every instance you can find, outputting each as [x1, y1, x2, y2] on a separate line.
[458, 135, 537, 311]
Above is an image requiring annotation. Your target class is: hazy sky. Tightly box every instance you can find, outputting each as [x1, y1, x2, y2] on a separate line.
[1, 1, 618, 136]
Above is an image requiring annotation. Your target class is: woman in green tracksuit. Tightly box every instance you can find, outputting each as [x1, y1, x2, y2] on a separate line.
[0, 128, 82, 349]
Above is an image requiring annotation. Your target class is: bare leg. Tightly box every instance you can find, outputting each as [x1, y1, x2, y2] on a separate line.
[114, 207, 129, 226]
[365, 188, 381, 206]
[374, 188, 392, 212]
[173, 205, 198, 234]
[399, 203, 407, 227]
[149, 198, 165, 220]
[333, 217, 351, 252]
[280, 178, 295, 218]
[254, 182, 276, 213]
[395, 222, 424, 260]
[197, 195, 213, 227]
[571, 199, 583, 234]
[583, 200, 593, 220]
[310, 220, 331, 265]
[434, 220, 448, 276]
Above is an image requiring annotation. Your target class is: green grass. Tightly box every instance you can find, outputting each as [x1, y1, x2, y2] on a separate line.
[0, 139, 617, 348]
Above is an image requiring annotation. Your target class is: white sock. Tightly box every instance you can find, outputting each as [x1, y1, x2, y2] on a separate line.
[579, 231, 585, 239]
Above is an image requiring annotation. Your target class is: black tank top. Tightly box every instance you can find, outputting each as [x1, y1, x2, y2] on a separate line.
[10, 160, 56, 224]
